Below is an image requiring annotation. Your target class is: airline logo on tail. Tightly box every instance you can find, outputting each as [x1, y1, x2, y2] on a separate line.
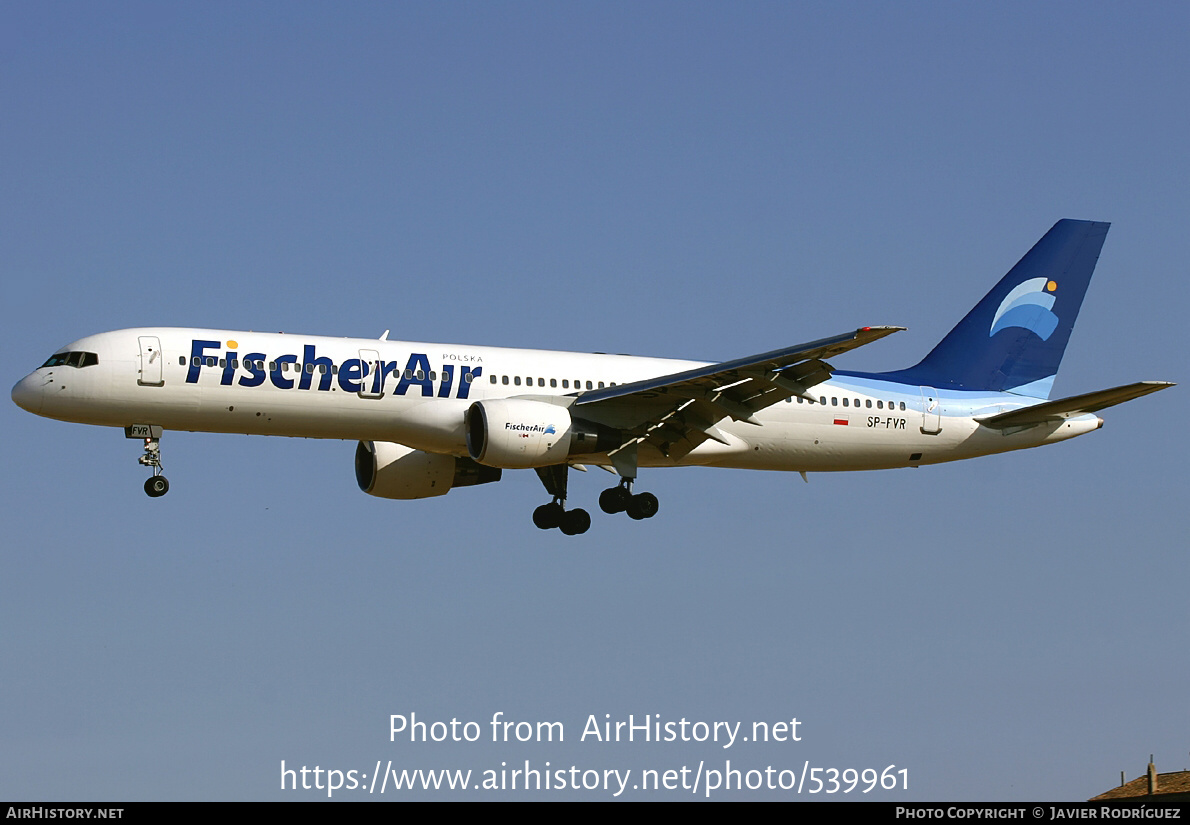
[989, 277, 1059, 340]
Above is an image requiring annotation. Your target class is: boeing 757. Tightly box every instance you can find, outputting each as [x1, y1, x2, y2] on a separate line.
[12, 220, 1173, 535]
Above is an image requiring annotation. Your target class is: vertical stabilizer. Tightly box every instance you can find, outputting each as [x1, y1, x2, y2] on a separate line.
[876, 220, 1109, 398]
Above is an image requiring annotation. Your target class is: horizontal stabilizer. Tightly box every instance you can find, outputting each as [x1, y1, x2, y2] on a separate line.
[977, 381, 1174, 429]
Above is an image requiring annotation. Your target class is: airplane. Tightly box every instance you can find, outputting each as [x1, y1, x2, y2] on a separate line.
[11, 219, 1173, 535]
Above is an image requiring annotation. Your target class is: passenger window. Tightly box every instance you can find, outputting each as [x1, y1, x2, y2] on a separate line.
[877, 400, 883, 409]
[832, 397, 838, 406]
[464, 373, 472, 383]
[842, 398, 849, 407]
[598, 381, 605, 388]
[562, 380, 569, 389]
[585, 381, 593, 389]
[490, 375, 497, 384]
[502, 375, 509, 385]
[179, 356, 185, 366]
[900, 402, 906, 411]
[514, 376, 521, 386]
[550, 379, 557, 388]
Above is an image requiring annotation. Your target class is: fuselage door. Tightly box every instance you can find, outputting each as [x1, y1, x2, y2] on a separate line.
[919, 386, 941, 434]
[359, 349, 383, 398]
[138, 336, 164, 387]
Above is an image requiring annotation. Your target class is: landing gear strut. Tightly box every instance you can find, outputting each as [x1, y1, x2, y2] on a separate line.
[599, 477, 659, 520]
[533, 465, 590, 535]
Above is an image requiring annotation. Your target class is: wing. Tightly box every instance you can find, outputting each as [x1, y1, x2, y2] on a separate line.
[570, 326, 904, 476]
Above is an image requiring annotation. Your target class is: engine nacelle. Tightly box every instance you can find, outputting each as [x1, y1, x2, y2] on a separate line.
[355, 441, 501, 499]
[465, 398, 620, 469]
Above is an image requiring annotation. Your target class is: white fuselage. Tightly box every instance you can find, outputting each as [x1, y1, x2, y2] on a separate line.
[12, 327, 1101, 474]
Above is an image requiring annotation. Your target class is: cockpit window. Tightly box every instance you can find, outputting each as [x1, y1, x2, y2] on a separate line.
[40, 351, 99, 369]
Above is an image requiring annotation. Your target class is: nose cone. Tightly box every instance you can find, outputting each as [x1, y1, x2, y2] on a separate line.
[11, 373, 44, 415]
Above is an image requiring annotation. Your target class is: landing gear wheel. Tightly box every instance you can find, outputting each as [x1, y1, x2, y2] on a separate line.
[533, 502, 564, 530]
[559, 508, 591, 536]
[144, 476, 169, 497]
[626, 492, 659, 520]
[599, 486, 632, 514]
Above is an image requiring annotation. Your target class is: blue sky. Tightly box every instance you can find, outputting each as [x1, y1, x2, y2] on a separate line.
[3, 2, 1187, 800]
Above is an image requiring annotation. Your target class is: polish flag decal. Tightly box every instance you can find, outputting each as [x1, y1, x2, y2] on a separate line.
[833, 417, 849, 426]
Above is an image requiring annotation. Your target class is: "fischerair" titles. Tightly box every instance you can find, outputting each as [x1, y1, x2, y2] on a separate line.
[184, 340, 482, 399]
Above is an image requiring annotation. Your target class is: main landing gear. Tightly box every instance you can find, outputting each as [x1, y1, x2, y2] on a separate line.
[532, 500, 592, 535]
[598, 478, 659, 520]
[533, 465, 590, 535]
[138, 435, 169, 497]
[532, 465, 659, 536]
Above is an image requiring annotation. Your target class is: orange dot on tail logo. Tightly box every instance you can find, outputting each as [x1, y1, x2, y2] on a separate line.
[227, 340, 238, 349]
[1046, 281, 1057, 292]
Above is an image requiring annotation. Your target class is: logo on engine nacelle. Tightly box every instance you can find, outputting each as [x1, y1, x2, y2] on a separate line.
[504, 422, 551, 434]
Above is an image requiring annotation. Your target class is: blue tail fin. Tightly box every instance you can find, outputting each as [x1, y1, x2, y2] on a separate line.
[875, 219, 1110, 398]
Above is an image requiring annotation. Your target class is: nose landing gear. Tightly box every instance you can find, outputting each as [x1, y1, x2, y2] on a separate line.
[139, 437, 169, 497]
[127, 425, 169, 497]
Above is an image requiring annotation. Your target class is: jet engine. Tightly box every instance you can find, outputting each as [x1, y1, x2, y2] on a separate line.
[355, 441, 501, 499]
[465, 398, 621, 469]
